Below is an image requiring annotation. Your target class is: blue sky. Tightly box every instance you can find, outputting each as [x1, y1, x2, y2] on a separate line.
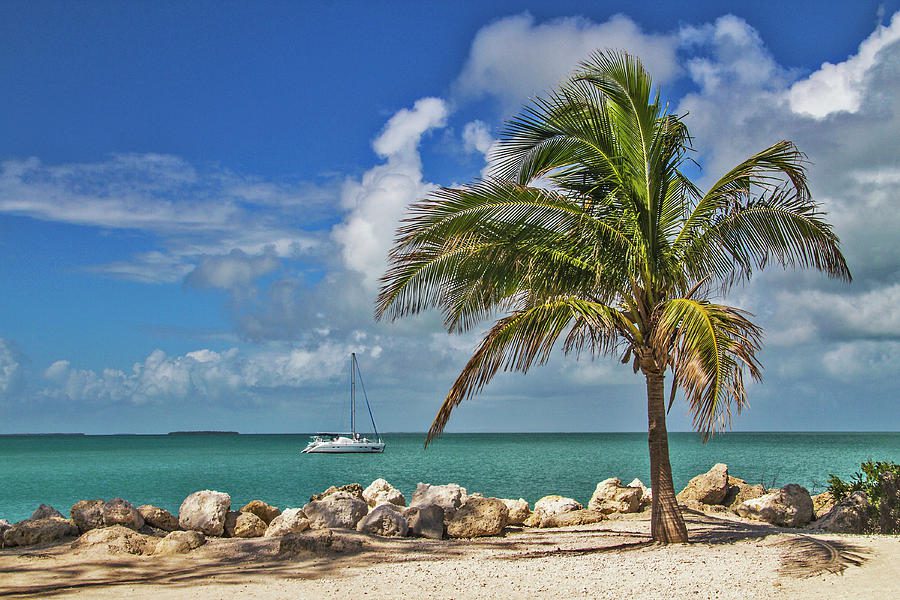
[1, 1, 898, 434]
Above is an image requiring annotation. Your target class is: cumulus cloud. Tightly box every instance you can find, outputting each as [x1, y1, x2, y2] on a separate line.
[822, 341, 900, 380]
[788, 12, 900, 118]
[185, 250, 280, 291]
[0, 339, 23, 398]
[455, 13, 679, 112]
[333, 97, 448, 290]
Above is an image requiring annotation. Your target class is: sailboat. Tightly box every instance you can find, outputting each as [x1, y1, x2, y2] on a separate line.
[301, 353, 385, 454]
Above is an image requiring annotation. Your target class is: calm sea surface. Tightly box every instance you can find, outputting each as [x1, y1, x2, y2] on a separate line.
[1, 432, 898, 523]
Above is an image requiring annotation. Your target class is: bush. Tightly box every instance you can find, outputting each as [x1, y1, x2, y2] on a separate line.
[827, 460, 900, 534]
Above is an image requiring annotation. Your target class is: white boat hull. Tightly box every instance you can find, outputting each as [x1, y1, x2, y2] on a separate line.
[302, 440, 385, 454]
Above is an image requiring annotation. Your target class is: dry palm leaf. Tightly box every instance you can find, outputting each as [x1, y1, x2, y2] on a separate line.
[775, 535, 868, 578]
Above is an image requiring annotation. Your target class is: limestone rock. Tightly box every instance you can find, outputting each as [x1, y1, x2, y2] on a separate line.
[403, 504, 445, 539]
[410, 483, 468, 519]
[240, 500, 281, 525]
[679, 499, 729, 513]
[736, 484, 814, 527]
[232, 512, 267, 538]
[304, 492, 368, 530]
[31, 504, 65, 520]
[0, 519, 11, 547]
[70, 500, 105, 533]
[277, 529, 335, 557]
[812, 492, 836, 519]
[722, 477, 766, 510]
[589, 478, 643, 514]
[3, 517, 78, 547]
[541, 509, 606, 528]
[310, 483, 364, 502]
[154, 530, 206, 555]
[500, 498, 530, 525]
[102, 498, 144, 530]
[71, 525, 156, 556]
[627, 479, 652, 507]
[524, 495, 583, 527]
[137, 505, 179, 531]
[357, 504, 408, 537]
[812, 492, 868, 533]
[363, 478, 406, 508]
[178, 490, 231, 536]
[265, 508, 311, 537]
[446, 497, 509, 538]
[677, 464, 730, 505]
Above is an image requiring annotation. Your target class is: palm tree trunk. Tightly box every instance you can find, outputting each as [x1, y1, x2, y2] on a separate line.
[646, 370, 689, 543]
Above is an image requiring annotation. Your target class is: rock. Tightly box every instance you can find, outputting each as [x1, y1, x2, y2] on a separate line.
[223, 511, 239, 537]
[403, 504, 445, 540]
[232, 512, 267, 538]
[679, 499, 729, 513]
[0, 519, 10, 547]
[722, 477, 766, 510]
[524, 495, 583, 527]
[362, 478, 406, 508]
[410, 483, 468, 519]
[265, 508, 311, 537]
[589, 478, 644, 514]
[677, 464, 730, 505]
[102, 498, 144, 530]
[31, 504, 65, 520]
[627, 479, 652, 507]
[310, 483, 364, 502]
[357, 504, 408, 537]
[240, 500, 281, 525]
[138, 524, 169, 537]
[303, 492, 368, 530]
[277, 529, 335, 557]
[153, 530, 206, 555]
[70, 500, 105, 533]
[3, 517, 78, 547]
[812, 492, 836, 519]
[736, 483, 814, 527]
[178, 490, 231, 536]
[71, 525, 156, 555]
[541, 509, 606, 528]
[499, 498, 530, 525]
[137, 505, 180, 531]
[812, 492, 868, 533]
[446, 497, 509, 538]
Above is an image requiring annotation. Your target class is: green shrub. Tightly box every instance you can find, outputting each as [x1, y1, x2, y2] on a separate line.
[827, 460, 900, 534]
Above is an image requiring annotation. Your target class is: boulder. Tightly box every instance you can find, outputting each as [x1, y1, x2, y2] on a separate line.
[178, 490, 231, 536]
[0, 519, 10, 547]
[589, 478, 643, 514]
[70, 500, 105, 533]
[677, 464, 730, 505]
[231, 512, 267, 538]
[357, 504, 408, 537]
[736, 484, 814, 527]
[240, 500, 281, 525]
[137, 505, 179, 531]
[410, 483, 468, 519]
[3, 517, 78, 547]
[811, 492, 836, 519]
[524, 495, 583, 527]
[71, 525, 156, 556]
[265, 508, 311, 537]
[812, 492, 868, 533]
[403, 504, 445, 540]
[153, 530, 206, 555]
[679, 499, 729, 513]
[31, 504, 65, 520]
[541, 509, 606, 528]
[363, 478, 406, 508]
[627, 479, 652, 507]
[304, 492, 368, 530]
[499, 498, 530, 525]
[722, 477, 765, 510]
[102, 498, 144, 530]
[446, 497, 509, 538]
[277, 529, 336, 556]
[310, 483, 364, 502]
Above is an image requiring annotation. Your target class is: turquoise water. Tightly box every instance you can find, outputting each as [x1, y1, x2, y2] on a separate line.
[1, 432, 898, 523]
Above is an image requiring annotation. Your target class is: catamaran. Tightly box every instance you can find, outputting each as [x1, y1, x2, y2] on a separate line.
[301, 353, 385, 454]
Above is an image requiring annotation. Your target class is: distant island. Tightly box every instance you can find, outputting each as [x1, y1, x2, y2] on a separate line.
[167, 431, 239, 436]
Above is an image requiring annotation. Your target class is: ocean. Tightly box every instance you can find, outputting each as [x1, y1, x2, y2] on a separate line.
[1, 432, 898, 523]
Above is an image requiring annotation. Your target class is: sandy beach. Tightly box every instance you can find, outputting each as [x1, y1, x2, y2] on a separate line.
[2, 511, 897, 599]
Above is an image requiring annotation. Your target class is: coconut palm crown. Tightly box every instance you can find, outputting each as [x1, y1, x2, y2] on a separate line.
[375, 51, 851, 543]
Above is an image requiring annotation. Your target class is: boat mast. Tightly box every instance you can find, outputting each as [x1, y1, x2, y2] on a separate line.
[350, 353, 356, 437]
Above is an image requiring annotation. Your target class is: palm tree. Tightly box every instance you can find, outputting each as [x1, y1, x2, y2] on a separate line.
[375, 51, 850, 543]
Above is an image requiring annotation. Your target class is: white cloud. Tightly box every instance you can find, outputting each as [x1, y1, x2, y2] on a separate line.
[185, 250, 280, 290]
[462, 120, 495, 155]
[788, 12, 900, 119]
[822, 341, 900, 379]
[0, 339, 22, 397]
[455, 13, 679, 112]
[333, 97, 448, 290]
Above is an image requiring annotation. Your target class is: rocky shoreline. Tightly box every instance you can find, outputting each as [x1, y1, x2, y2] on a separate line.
[0, 463, 872, 556]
